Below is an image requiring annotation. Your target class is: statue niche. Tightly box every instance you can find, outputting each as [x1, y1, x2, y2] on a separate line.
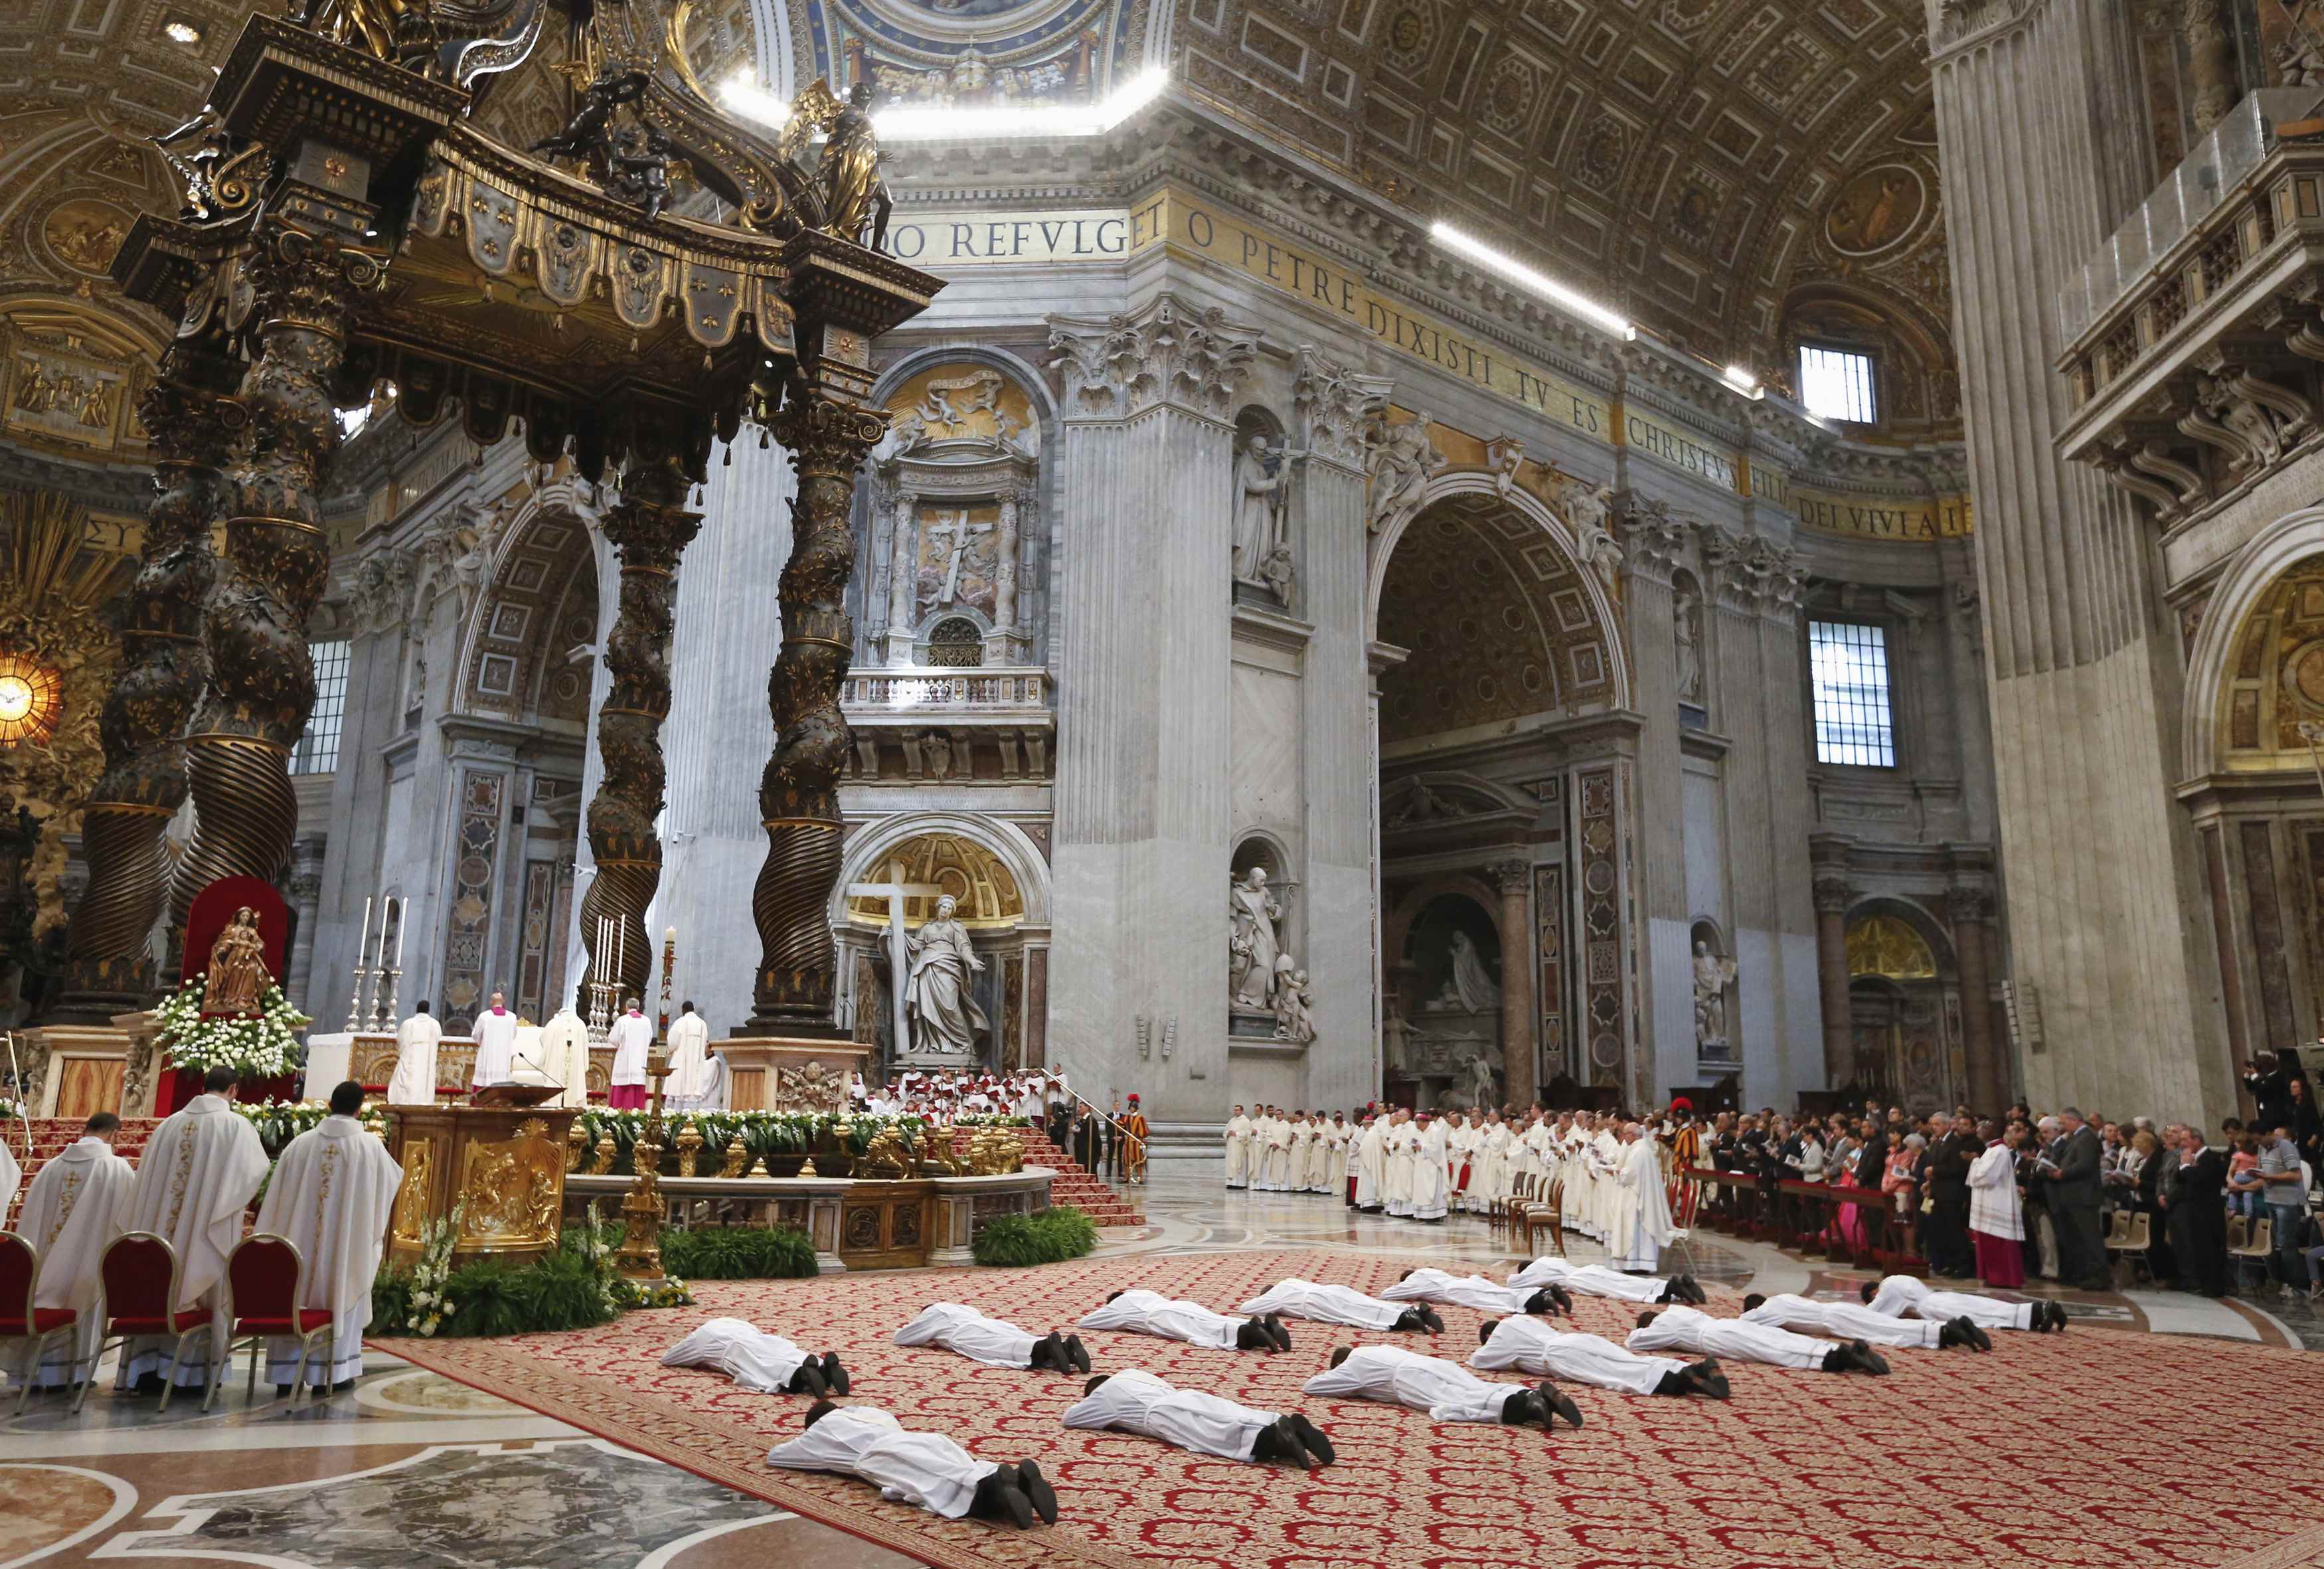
[1231, 406, 1293, 606]
[1228, 840, 1315, 1044]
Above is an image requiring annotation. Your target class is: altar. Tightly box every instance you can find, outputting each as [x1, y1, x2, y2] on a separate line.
[304, 1031, 618, 1104]
[384, 1102, 580, 1266]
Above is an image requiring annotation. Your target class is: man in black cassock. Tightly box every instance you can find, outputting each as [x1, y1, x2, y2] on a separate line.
[1924, 1113, 1977, 1277]
[2161, 1123, 2230, 1297]
[1072, 1106, 1102, 1172]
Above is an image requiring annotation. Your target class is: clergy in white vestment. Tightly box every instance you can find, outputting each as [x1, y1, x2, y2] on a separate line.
[1384, 1110, 1416, 1216]
[1584, 1119, 1622, 1240]
[1470, 1314, 1726, 1399]
[1222, 1106, 1253, 1189]
[1305, 1343, 1578, 1430]
[1382, 1266, 1563, 1317]
[1509, 1255, 1704, 1304]
[1076, 1287, 1285, 1351]
[5, 1112, 136, 1388]
[663, 1317, 847, 1395]
[1317, 1115, 1350, 1193]
[1410, 1112, 1452, 1221]
[606, 1000, 653, 1110]
[1608, 1123, 1676, 1272]
[768, 1402, 1058, 1527]
[469, 991, 520, 1090]
[1740, 1291, 1989, 1351]
[114, 1067, 270, 1387]
[663, 1002, 712, 1111]
[1863, 1273, 2062, 1332]
[1064, 1367, 1331, 1468]
[250, 1082, 404, 1388]
[895, 1301, 1090, 1373]
[383, 1001, 443, 1106]
[1353, 1114, 1388, 1210]
[1629, 1305, 1888, 1373]
[1288, 1114, 1316, 1191]
[1236, 1278, 1439, 1333]
[0, 1133, 17, 1226]
[1260, 1109, 1291, 1191]
[521, 1008, 593, 1109]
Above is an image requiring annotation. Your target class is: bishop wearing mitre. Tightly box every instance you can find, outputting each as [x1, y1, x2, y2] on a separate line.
[664, 1001, 712, 1112]
[607, 998, 653, 1110]
[250, 1082, 403, 1392]
[114, 1065, 270, 1390]
[471, 991, 520, 1090]
[384, 999, 442, 1106]
[7, 1113, 135, 1390]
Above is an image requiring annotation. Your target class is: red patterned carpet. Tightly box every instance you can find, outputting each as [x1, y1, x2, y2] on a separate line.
[382, 1248, 2324, 1569]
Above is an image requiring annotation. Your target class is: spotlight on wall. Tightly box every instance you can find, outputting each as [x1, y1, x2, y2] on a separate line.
[1427, 221, 1633, 341]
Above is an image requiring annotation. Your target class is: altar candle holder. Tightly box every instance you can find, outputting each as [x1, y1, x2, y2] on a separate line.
[343, 896, 376, 1032]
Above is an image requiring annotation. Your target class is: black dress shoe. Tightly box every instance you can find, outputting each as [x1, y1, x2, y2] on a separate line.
[1015, 1457, 1059, 1524]
[1236, 1319, 1274, 1351]
[1065, 1335, 1090, 1374]
[790, 1363, 829, 1398]
[1250, 1417, 1313, 1467]
[1285, 1411, 1335, 1465]
[1541, 1383, 1583, 1429]
[1418, 1305, 1445, 1335]
[969, 1471, 1035, 1528]
[1266, 1315, 1293, 1353]
[822, 1352, 849, 1394]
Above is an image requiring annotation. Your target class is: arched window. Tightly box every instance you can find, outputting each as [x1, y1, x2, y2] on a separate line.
[927, 616, 983, 667]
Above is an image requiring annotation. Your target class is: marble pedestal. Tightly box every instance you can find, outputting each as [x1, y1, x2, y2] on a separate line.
[713, 1036, 872, 1113]
[17, 1017, 153, 1119]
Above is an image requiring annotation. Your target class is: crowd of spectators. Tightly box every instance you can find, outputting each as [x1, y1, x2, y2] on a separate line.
[1696, 1048, 2324, 1301]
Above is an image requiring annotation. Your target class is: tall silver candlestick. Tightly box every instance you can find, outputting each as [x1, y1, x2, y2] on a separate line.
[343, 895, 376, 1032]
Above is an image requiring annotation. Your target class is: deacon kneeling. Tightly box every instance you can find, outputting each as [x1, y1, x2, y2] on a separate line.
[1741, 1291, 1990, 1352]
[250, 1082, 404, 1392]
[1237, 1278, 1442, 1335]
[1471, 1315, 1728, 1400]
[1862, 1274, 2066, 1333]
[1383, 1266, 1569, 1318]
[895, 1302, 1090, 1374]
[1305, 1343, 1580, 1430]
[1064, 1368, 1334, 1469]
[1628, 1305, 1890, 1374]
[1078, 1287, 1290, 1352]
[5, 1113, 136, 1390]
[768, 1401, 1058, 1528]
[663, 1317, 851, 1396]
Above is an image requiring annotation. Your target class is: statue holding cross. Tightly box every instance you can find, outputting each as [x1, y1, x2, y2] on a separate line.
[920, 509, 995, 612]
[847, 859, 947, 1059]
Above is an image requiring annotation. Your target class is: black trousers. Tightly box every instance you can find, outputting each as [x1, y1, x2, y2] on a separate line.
[1928, 1196, 1971, 1275]
[2051, 1196, 2107, 1288]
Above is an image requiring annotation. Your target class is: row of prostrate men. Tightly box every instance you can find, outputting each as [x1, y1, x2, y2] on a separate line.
[697, 1260, 2067, 1530]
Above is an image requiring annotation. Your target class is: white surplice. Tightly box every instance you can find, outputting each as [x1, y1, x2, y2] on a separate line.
[2, 1135, 21, 1224]
[5, 1136, 136, 1386]
[1303, 1344, 1511, 1423]
[1626, 1305, 1827, 1370]
[608, 1010, 652, 1088]
[1738, 1293, 1944, 1349]
[1470, 1315, 1682, 1396]
[1380, 1268, 1535, 1315]
[114, 1094, 269, 1386]
[1222, 1114, 1253, 1188]
[470, 1007, 520, 1087]
[663, 1317, 810, 1392]
[1354, 1119, 1387, 1208]
[1062, 1366, 1276, 1461]
[1608, 1136, 1675, 1270]
[767, 1404, 994, 1519]
[1867, 1274, 2036, 1331]
[521, 1009, 593, 1108]
[664, 1009, 712, 1105]
[1410, 1120, 1452, 1220]
[1507, 1257, 1670, 1303]
[1075, 1287, 1244, 1349]
[384, 1012, 443, 1105]
[1967, 1141, 2026, 1242]
[894, 1301, 1038, 1368]
[1384, 1123, 1416, 1216]
[1236, 1278, 1409, 1331]
[250, 1115, 404, 1385]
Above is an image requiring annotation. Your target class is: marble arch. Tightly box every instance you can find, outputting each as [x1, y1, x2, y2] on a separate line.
[2181, 505, 2324, 780]
[452, 480, 602, 726]
[830, 811, 1053, 928]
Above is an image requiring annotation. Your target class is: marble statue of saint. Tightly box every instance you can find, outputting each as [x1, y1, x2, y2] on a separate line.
[1464, 1049, 1498, 1106]
[1693, 940, 1738, 1048]
[1229, 867, 1284, 1010]
[1274, 960, 1316, 1044]
[1673, 584, 1704, 701]
[905, 894, 987, 1055]
[1448, 928, 1501, 1013]
[1232, 432, 1286, 582]
[205, 906, 271, 1015]
[1365, 412, 1445, 537]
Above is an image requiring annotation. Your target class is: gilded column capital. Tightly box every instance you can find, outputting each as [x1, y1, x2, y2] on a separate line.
[1293, 345, 1392, 469]
[1047, 293, 1262, 422]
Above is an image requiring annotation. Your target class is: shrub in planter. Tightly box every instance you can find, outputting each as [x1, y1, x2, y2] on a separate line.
[971, 1204, 1099, 1268]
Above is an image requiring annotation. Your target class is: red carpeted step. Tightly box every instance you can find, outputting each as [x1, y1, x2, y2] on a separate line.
[946, 1125, 1141, 1225]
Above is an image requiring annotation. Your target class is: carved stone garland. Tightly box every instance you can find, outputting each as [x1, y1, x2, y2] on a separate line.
[747, 392, 889, 1033]
[172, 226, 386, 920]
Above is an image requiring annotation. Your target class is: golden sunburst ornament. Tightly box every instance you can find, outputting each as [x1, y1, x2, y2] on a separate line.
[0, 651, 64, 746]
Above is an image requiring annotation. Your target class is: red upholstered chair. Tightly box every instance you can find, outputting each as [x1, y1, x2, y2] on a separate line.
[210, 1234, 335, 1412]
[76, 1231, 213, 1414]
[1, 1230, 80, 1416]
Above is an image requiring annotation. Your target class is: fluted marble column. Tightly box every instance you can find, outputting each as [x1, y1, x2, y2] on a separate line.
[1047, 295, 1260, 1121]
[1947, 885, 2005, 1114]
[1930, 0, 2224, 1126]
[1622, 505, 1695, 1100]
[1491, 858, 1537, 1110]
[1813, 874, 1855, 1088]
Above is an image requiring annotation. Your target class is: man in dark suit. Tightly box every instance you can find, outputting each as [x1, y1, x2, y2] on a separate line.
[1925, 1114, 1977, 1277]
[2162, 1123, 2230, 1297]
[2240, 1052, 2295, 1139]
[2044, 1107, 2108, 1289]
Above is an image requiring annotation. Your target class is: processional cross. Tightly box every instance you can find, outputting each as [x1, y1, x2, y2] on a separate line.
[845, 859, 944, 1054]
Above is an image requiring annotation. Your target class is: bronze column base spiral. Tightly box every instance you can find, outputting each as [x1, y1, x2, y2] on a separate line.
[575, 457, 701, 1012]
[744, 390, 887, 1035]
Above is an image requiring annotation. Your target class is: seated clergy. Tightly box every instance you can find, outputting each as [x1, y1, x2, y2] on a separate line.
[1305, 1343, 1580, 1430]
[1236, 1278, 1442, 1335]
[768, 1401, 1058, 1528]
[250, 1082, 405, 1392]
[5, 1114, 136, 1390]
[1077, 1288, 1291, 1352]
[1627, 1306, 1890, 1375]
[663, 1317, 851, 1396]
[1382, 1267, 1568, 1318]
[1741, 1292, 1991, 1352]
[1470, 1315, 1728, 1400]
[1064, 1368, 1335, 1469]
[113, 1066, 270, 1390]
[894, 1302, 1090, 1374]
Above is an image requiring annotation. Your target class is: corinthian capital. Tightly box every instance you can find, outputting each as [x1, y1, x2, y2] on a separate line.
[1048, 294, 1261, 421]
[1812, 876, 1855, 915]
[1623, 497, 1691, 584]
[1294, 346, 1392, 468]
[1489, 857, 1533, 896]
[1702, 527, 1764, 614]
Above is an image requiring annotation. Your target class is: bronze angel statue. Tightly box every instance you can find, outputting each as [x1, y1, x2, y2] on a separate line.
[780, 78, 892, 250]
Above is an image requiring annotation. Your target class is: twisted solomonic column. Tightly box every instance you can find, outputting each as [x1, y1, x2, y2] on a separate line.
[172, 228, 384, 921]
[745, 392, 888, 1034]
[48, 347, 238, 1018]
[577, 458, 703, 1009]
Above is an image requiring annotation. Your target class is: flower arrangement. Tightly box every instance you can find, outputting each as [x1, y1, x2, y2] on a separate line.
[398, 1200, 464, 1337]
[153, 973, 311, 1080]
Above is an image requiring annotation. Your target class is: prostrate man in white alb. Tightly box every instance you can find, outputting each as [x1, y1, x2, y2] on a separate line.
[114, 1065, 270, 1390]
[1509, 1254, 1706, 1305]
[606, 997, 653, 1110]
[1306, 1343, 1580, 1430]
[1471, 1315, 1729, 1400]
[1078, 1287, 1291, 1352]
[1742, 1291, 1991, 1352]
[1861, 1274, 2068, 1332]
[663, 1317, 850, 1395]
[1238, 1278, 1444, 1335]
[895, 1301, 1091, 1374]
[1628, 1305, 1890, 1374]
[470, 990, 520, 1091]
[768, 1400, 1058, 1528]
[5, 1112, 135, 1390]
[1384, 1266, 1570, 1318]
[251, 1081, 404, 1392]
[663, 1001, 712, 1112]
[384, 999, 442, 1106]
[1608, 1122, 1676, 1272]
[1223, 1104, 1253, 1190]
[1064, 1368, 1335, 1469]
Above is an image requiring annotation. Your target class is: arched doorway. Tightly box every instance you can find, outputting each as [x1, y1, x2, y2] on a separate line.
[1843, 904, 1959, 1114]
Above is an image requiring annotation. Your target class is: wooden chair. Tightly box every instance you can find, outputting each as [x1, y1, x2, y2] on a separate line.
[2228, 1215, 2274, 1295]
[209, 1234, 337, 1412]
[0, 1231, 80, 1416]
[1492, 1173, 1535, 1238]
[77, 1232, 214, 1414]
[1518, 1179, 1565, 1259]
